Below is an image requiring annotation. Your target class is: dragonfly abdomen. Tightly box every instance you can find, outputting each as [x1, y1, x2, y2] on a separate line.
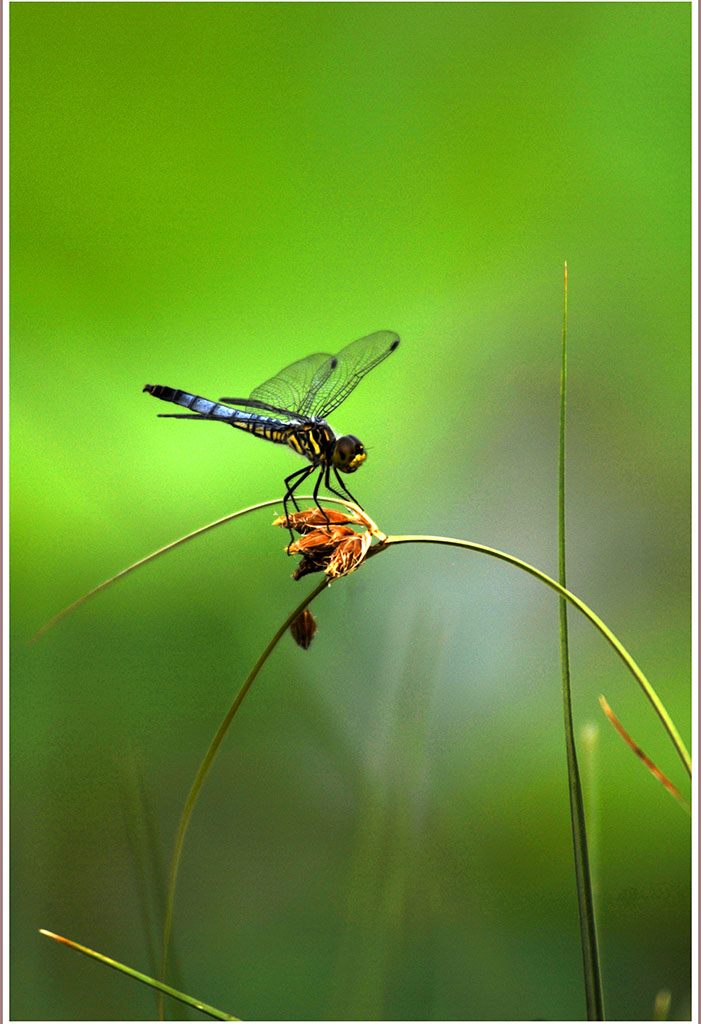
[143, 384, 335, 464]
[143, 385, 245, 422]
[144, 384, 287, 429]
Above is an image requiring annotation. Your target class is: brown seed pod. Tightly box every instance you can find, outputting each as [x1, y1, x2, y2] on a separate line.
[290, 609, 318, 649]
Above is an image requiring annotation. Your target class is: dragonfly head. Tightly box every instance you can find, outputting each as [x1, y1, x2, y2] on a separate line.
[332, 435, 366, 474]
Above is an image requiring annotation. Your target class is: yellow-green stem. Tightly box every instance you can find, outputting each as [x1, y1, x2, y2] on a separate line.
[158, 575, 329, 1017]
[378, 535, 690, 777]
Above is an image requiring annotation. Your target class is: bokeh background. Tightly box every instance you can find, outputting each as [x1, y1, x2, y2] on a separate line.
[11, 4, 691, 1020]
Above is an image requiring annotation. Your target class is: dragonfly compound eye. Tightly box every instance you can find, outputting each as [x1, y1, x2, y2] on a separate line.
[333, 435, 366, 473]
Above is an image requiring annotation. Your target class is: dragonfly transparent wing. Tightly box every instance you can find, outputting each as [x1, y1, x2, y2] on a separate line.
[219, 352, 333, 419]
[219, 330, 399, 420]
[301, 331, 400, 419]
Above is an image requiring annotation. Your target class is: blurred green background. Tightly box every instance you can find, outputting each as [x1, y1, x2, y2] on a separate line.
[11, 3, 691, 1020]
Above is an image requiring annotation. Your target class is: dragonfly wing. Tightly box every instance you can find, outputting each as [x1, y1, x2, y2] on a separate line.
[244, 352, 334, 416]
[302, 330, 400, 419]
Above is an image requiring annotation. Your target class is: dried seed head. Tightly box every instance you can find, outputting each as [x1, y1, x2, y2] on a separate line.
[288, 525, 356, 555]
[326, 531, 373, 579]
[273, 507, 363, 535]
[275, 505, 383, 580]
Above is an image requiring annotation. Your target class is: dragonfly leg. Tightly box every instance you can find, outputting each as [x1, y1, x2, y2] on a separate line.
[312, 466, 332, 524]
[326, 466, 363, 511]
[284, 466, 311, 513]
[283, 465, 315, 544]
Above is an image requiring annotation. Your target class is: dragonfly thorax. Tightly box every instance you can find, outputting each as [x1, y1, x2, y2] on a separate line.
[332, 434, 366, 474]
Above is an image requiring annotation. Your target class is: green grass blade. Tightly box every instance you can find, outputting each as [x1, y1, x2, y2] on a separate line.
[39, 929, 238, 1020]
[557, 263, 604, 1019]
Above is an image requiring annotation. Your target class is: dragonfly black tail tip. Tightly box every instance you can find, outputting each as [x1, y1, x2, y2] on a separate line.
[143, 384, 155, 394]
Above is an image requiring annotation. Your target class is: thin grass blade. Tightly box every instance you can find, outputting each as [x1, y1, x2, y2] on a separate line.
[39, 929, 238, 1020]
[557, 263, 604, 1019]
[32, 495, 360, 641]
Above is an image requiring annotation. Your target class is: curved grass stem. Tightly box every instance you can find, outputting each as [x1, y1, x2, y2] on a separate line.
[32, 498, 304, 641]
[158, 575, 329, 1018]
[32, 496, 357, 642]
[377, 535, 690, 778]
[36, 492, 688, 778]
[35, 482, 688, 1023]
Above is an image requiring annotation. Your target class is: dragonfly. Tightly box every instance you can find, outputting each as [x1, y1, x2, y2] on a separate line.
[143, 330, 400, 529]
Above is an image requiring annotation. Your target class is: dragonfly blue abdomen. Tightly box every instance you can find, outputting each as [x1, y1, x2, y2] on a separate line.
[143, 383, 337, 460]
[144, 330, 400, 523]
[142, 385, 276, 428]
